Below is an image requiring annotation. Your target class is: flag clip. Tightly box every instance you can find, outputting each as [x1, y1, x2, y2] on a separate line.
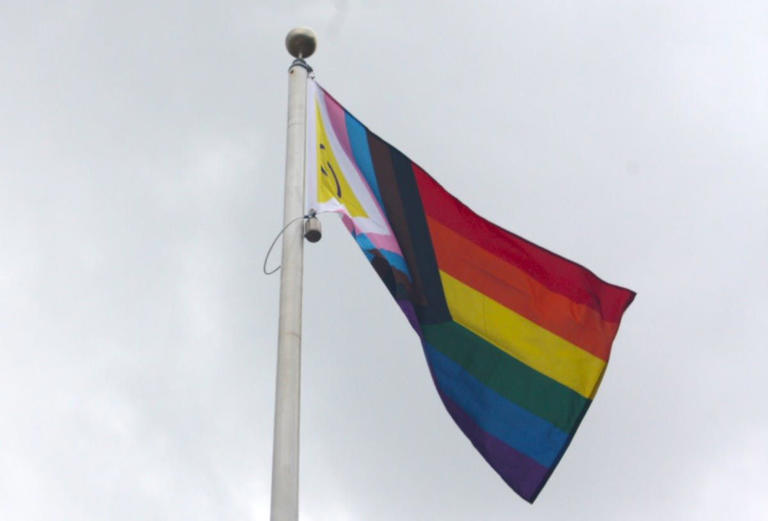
[304, 209, 322, 243]
[263, 210, 326, 275]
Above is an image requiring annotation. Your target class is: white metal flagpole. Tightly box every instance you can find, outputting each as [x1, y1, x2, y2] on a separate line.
[270, 27, 316, 521]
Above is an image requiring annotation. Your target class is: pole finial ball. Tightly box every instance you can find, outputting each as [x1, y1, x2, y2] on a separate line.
[285, 27, 317, 58]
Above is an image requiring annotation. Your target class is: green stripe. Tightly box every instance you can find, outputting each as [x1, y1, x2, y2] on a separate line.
[423, 321, 589, 433]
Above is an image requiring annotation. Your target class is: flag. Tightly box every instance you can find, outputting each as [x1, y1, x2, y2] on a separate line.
[305, 79, 635, 502]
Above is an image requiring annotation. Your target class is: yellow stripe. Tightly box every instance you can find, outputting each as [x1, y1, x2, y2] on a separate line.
[440, 271, 606, 398]
[315, 102, 368, 218]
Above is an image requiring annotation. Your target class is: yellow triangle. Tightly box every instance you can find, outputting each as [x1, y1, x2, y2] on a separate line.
[315, 101, 368, 218]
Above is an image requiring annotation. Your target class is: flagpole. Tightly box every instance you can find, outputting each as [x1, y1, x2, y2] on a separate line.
[270, 27, 316, 521]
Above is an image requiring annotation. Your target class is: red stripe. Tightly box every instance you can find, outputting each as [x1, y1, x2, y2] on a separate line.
[428, 217, 618, 360]
[412, 164, 635, 323]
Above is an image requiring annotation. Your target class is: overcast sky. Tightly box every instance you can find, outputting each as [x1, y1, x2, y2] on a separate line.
[1, 1, 767, 520]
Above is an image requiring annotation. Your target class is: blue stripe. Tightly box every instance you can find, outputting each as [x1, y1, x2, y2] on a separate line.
[353, 233, 411, 277]
[424, 342, 568, 467]
[345, 113, 383, 208]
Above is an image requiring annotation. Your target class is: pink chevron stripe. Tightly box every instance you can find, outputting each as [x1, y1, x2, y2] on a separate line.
[322, 90, 354, 161]
[365, 231, 402, 253]
[339, 213, 403, 254]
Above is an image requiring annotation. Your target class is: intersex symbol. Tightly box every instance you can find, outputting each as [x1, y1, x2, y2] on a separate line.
[319, 143, 342, 198]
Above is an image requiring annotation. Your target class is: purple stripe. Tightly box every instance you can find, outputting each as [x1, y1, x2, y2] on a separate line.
[436, 387, 549, 502]
[397, 299, 422, 336]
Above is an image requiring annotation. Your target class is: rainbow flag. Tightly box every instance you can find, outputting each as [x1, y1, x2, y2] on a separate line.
[305, 79, 635, 502]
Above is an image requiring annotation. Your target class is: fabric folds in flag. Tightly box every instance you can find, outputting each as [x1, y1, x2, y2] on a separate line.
[305, 79, 635, 502]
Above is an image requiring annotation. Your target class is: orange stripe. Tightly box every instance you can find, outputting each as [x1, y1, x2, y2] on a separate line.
[427, 216, 620, 361]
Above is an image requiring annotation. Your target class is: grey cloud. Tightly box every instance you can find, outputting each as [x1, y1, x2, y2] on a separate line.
[1, 1, 766, 520]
